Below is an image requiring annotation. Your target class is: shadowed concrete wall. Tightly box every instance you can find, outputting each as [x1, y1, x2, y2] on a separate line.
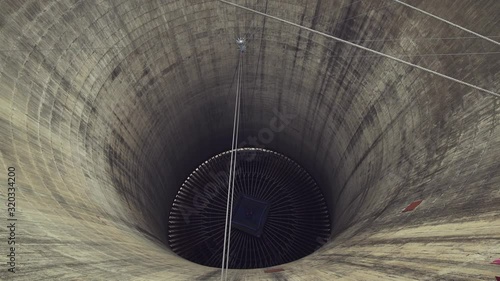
[0, 0, 499, 280]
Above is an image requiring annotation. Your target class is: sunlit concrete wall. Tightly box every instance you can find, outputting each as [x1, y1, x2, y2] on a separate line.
[0, 0, 499, 280]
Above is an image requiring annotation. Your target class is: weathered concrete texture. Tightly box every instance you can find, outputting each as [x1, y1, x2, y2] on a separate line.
[0, 0, 499, 280]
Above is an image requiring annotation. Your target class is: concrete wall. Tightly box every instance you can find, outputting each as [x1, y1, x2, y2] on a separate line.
[0, 0, 499, 280]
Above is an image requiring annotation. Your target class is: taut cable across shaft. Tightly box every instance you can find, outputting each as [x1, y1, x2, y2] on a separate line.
[221, 38, 246, 281]
[219, 0, 499, 98]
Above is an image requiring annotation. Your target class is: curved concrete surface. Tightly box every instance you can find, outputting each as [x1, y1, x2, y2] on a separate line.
[0, 0, 499, 280]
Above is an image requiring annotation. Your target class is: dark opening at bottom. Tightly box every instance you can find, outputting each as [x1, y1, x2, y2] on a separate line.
[232, 195, 270, 237]
[168, 148, 331, 269]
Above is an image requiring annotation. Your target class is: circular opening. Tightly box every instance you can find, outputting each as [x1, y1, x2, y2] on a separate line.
[168, 148, 331, 269]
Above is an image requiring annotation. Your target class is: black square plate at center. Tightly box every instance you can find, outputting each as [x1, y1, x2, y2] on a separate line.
[231, 195, 270, 237]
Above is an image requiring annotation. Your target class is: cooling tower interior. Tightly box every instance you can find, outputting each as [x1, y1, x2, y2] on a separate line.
[0, 0, 499, 280]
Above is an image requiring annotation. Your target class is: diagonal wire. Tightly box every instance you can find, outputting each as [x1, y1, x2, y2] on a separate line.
[392, 0, 500, 47]
[218, 0, 500, 98]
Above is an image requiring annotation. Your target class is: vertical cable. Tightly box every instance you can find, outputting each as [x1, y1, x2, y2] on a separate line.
[221, 52, 243, 281]
[225, 52, 243, 275]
